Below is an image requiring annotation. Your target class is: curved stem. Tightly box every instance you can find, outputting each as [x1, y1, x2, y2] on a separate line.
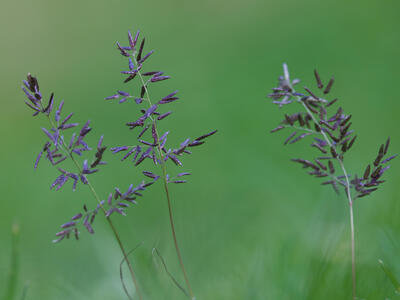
[44, 115, 143, 300]
[133, 58, 195, 299]
[107, 218, 142, 300]
[160, 163, 195, 299]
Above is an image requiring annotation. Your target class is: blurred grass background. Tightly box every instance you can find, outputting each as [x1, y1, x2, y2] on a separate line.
[1, 0, 400, 299]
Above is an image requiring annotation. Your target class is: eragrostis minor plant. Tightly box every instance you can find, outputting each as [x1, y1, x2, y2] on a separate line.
[106, 29, 217, 299]
[268, 63, 397, 300]
[21, 29, 217, 300]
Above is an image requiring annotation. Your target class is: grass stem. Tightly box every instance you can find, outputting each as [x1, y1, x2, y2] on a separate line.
[286, 74, 357, 299]
[134, 57, 195, 299]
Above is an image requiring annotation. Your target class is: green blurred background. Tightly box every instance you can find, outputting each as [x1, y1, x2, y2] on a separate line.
[1, 0, 400, 299]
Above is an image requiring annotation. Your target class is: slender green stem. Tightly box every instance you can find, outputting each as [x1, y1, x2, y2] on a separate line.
[284, 68, 356, 299]
[338, 159, 356, 300]
[300, 100, 356, 299]
[43, 114, 143, 300]
[86, 180, 143, 300]
[160, 163, 195, 299]
[133, 57, 195, 299]
[299, 101, 356, 299]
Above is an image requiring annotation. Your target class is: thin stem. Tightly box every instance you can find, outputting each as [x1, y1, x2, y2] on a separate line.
[86, 180, 143, 300]
[338, 159, 356, 300]
[44, 114, 143, 300]
[133, 57, 195, 299]
[286, 74, 357, 299]
[283, 125, 319, 134]
[161, 163, 195, 299]
[299, 100, 356, 299]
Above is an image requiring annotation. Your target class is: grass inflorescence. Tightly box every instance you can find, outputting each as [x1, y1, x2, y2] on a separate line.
[20, 29, 217, 300]
[105, 29, 217, 299]
[267, 63, 397, 300]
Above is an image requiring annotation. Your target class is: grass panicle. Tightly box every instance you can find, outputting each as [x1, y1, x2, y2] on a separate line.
[21, 73, 149, 299]
[21, 28, 217, 300]
[105, 29, 218, 299]
[267, 63, 397, 300]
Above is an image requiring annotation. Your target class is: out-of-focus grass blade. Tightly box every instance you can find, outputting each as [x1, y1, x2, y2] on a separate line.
[19, 282, 29, 300]
[379, 259, 400, 293]
[3, 223, 20, 300]
[119, 242, 144, 300]
[152, 247, 190, 298]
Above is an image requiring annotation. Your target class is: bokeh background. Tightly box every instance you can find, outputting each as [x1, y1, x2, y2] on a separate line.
[1, 0, 400, 299]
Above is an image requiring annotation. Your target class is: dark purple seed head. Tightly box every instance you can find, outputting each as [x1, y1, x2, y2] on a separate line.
[61, 221, 75, 229]
[157, 111, 172, 120]
[137, 38, 145, 61]
[323, 77, 334, 94]
[151, 76, 170, 83]
[128, 31, 135, 49]
[139, 50, 154, 63]
[314, 69, 323, 89]
[195, 130, 218, 141]
[188, 140, 205, 147]
[118, 90, 130, 97]
[177, 172, 191, 177]
[71, 213, 83, 220]
[384, 137, 390, 154]
[381, 154, 397, 164]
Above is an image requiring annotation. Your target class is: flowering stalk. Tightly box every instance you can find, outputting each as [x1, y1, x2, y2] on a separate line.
[106, 29, 217, 299]
[134, 57, 195, 299]
[267, 63, 396, 300]
[21, 74, 156, 299]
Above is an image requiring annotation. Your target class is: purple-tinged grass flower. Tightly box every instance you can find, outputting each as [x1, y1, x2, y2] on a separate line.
[267, 64, 397, 299]
[104, 29, 218, 299]
[52, 201, 104, 243]
[21, 73, 154, 248]
[267, 65, 396, 199]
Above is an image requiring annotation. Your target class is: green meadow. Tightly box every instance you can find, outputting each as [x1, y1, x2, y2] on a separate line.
[1, 0, 399, 299]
